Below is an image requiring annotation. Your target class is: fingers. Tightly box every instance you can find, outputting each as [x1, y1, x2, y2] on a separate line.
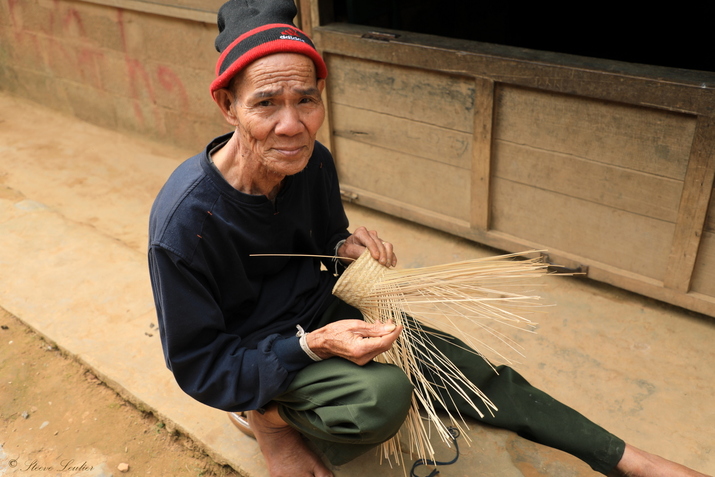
[317, 319, 400, 338]
[363, 228, 389, 264]
[369, 230, 395, 267]
[347, 323, 402, 365]
[352, 319, 399, 338]
[341, 226, 397, 267]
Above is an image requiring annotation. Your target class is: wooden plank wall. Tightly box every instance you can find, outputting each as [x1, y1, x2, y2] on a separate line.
[327, 56, 474, 222]
[490, 86, 695, 282]
[689, 168, 715, 297]
[309, 21, 715, 317]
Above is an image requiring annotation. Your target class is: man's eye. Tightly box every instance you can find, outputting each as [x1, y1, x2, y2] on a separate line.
[256, 100, 272, 107]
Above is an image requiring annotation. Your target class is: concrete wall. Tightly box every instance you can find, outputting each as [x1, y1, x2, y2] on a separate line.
[0, 0, 230, 150]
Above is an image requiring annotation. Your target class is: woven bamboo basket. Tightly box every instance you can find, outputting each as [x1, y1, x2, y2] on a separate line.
[332, 249, 548, 466]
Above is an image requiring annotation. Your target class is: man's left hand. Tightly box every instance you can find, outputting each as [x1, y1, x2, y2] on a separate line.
[338, 226, 397, 267]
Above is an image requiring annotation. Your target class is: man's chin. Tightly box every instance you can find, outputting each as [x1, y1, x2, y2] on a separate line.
[266, 158, 311, 177]
[268, 151, 312, 174]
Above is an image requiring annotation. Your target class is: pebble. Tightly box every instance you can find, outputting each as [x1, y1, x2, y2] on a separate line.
[21, 411, 29, 419]
[117, 462, 130, 472]
[39, 421, 49, 429]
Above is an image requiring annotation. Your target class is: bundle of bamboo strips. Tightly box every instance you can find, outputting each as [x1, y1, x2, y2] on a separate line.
[332, 249, 549, 467]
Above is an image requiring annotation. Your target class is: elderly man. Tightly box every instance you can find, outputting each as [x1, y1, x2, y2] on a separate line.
[148, 1, 710, 476]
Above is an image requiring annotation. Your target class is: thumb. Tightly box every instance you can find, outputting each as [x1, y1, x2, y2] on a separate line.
[362, 320, 398, 337]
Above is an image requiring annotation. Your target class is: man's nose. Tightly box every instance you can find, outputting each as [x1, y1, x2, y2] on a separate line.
[274, 106, 304, 136]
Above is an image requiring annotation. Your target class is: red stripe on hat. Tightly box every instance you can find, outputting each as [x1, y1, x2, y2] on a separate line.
[214, 23, 288, 77]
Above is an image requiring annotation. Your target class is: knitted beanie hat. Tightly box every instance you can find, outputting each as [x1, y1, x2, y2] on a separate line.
[210, 0, 328, 93]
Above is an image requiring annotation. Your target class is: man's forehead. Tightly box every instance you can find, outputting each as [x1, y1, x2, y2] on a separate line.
[237, 53, 319, 93]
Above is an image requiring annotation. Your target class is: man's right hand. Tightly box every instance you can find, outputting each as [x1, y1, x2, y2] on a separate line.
[305, 319, 402, 365]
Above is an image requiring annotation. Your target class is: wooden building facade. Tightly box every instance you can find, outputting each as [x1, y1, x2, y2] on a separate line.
[296, 2, 715, 318]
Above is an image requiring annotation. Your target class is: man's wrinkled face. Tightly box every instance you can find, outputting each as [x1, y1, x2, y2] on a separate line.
[229, 53, 325, 178]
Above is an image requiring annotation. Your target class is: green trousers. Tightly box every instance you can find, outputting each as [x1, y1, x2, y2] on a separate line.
[274, 299, 625, 475]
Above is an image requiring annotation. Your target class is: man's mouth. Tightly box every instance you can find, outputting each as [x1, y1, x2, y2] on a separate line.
[274, 146, 305, 157]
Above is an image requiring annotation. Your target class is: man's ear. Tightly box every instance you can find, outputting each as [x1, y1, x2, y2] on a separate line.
[212, 88, 239, 126]
[317, 78, 326, 95]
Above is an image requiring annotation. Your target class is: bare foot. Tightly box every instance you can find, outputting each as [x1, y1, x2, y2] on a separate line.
[247, 406, 334, 477]
[610, 444, 712, 477]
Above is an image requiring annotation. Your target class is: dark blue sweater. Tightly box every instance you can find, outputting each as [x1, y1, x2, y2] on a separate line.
[148, 133, 350, 411]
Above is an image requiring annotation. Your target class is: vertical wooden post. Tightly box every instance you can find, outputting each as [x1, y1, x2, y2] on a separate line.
[317, 77, 334, 152]
[295, 0, 314, 37]
[297, 0, 334, 151]
[664, 115, 715, 292]
[471, 77, 495, 231]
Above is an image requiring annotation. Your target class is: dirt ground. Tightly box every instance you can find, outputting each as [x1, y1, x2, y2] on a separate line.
[0, 307, 239, 477]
